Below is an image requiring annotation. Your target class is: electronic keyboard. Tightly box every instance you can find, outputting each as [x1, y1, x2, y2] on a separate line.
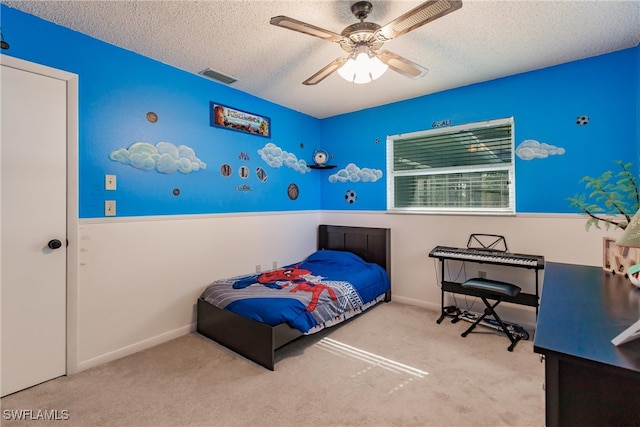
[429, 246, 545, 269]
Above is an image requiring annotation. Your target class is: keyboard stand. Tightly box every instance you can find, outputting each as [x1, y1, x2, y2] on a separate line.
[430, 246, 544, 324]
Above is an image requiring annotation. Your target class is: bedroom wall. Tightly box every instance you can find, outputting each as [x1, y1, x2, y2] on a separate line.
[2, 6, 328, 373]
[6, 4, 636, 220]
[318, 46, 640, 212]
[1, 6, 323, 218]
[73, 212, 321, 371]
[320, 211, 615, 331]
[315, 45, 639, 332]
[2, 5, 638, 373]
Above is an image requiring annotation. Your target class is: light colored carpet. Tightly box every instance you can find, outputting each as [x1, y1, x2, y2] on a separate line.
[1, 302, 544, 427]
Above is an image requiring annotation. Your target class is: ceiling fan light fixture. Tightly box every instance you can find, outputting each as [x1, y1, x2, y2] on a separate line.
[271, 0, 461, 86]
[337, 47, 388, 84]
[368, 55, 388, 80]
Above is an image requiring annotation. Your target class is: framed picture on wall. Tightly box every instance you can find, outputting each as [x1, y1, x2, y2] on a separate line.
[210, 102, 270, 138]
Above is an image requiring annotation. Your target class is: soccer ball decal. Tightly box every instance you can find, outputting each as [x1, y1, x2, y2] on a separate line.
[344, 190, 357, 204]
[576, 115, 589, 126]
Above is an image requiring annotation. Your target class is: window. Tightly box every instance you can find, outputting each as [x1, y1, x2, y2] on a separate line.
[387, 117, 515, 214]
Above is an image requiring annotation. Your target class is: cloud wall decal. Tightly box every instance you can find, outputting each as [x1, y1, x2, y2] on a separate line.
[516, 139, 566, 160]
[109, 142, 206, 174]
[328, 163, 383, 183]
[258, 142, 309, 174]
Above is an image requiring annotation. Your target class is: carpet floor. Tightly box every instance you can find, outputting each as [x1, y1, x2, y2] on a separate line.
[1, 302, 544, 427]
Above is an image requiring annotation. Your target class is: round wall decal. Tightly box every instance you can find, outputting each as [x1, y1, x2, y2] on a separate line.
[576, 115, 589, 126]
[287, 183, 299, 200]
[345, 189, 357, 204]
[220, 164, 232, 177]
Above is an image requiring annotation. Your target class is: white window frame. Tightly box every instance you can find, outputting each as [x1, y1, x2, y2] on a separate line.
[386, 117, 515, 215]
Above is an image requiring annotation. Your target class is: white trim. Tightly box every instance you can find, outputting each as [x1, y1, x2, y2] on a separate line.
[320, 209, 591, 220]
[66, 70, 80, 376]
[386, 208, 516, 216]
[78, 210, 322, 225]
[77, 209, 603, 222]
[76, 324, 193, 372]
[392, 295, 440, 312]
[0, 55, 74, 81]
[1, 55, 80, 375]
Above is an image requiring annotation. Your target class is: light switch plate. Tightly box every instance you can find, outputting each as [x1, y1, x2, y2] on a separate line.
[105, 174, 116, 190]
[105, 200, 116, 216]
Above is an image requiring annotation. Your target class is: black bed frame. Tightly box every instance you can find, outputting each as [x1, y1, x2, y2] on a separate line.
[196, 224, 391, 370]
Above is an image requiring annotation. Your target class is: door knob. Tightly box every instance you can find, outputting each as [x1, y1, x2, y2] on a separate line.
[47, 239, 62, 250]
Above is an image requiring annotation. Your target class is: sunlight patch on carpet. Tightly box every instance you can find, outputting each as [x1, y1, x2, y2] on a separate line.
[315, 337, 429, 393]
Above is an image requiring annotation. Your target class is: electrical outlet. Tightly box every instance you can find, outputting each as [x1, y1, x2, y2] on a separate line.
[105, 200, 116, 216]
[478, 271, 487, 279]
[105, 174, 116, 190]
[256, 264, 261, 273]
[272, 261, 277, 269]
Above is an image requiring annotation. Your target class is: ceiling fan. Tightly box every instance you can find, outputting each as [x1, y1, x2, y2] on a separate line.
[270, 0, 463, 85]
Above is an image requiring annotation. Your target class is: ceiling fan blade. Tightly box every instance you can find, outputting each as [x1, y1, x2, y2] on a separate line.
[377, 0, 462, 41]
[302, 57, 348, 86]
[377, 50, 429, 79]
[270, 16, 345, 43]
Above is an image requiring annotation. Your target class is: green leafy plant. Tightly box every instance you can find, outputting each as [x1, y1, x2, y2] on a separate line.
[567, 160, 639, 230]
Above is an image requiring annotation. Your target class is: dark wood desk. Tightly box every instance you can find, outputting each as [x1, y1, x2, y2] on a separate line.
[534, 262, 640, 427]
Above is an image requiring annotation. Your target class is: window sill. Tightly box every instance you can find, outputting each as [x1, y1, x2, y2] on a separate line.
[386, 208, 516, 216]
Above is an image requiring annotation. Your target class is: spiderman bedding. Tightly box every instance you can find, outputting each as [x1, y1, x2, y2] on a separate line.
[200, 250, 390, 334]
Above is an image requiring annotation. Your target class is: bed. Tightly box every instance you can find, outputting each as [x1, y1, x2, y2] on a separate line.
[196, 224, 391, 370]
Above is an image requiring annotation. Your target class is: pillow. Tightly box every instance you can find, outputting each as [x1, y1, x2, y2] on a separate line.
[304, 249, 366, 265]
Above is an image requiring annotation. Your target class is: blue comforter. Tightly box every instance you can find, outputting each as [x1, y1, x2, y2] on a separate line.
[200, 250, 390, 333]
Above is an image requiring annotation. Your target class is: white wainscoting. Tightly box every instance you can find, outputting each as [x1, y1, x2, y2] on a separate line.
[73, 211, 321, 372]
[320, 211, 618, 331]
[70, 210, 617, 372]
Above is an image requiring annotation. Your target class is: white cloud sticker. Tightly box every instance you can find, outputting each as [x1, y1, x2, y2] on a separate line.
[328, 163, 383, 183]
[109, 142, 207, 174]
[258, 142, 309, 174]
[516, 139, 565, 160]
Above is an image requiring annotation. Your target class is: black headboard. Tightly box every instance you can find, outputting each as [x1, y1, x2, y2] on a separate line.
[317, 225, 391, 277]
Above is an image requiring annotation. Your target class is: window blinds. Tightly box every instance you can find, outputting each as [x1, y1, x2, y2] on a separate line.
[387, 118, 515, 213]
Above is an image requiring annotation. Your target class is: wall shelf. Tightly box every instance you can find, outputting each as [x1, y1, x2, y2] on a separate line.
[308, 165, 336, 170]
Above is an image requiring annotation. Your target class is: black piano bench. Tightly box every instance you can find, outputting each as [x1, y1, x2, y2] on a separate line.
[460, 278, 522, 351]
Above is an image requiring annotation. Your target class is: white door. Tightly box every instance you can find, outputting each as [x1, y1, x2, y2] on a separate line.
[1, 63, 67, 396]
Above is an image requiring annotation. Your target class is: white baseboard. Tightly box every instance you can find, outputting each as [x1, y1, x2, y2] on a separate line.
[392, 295, 440, 312]
[76, 324, 194, 373]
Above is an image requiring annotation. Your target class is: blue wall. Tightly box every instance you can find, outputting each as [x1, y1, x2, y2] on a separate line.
[320, 48, 640, 213]
[3, 5, 639, 217]
[2, 6, 323, 218]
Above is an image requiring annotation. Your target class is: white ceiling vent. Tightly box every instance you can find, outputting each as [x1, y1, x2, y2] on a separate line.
[198, 68, 237, 85]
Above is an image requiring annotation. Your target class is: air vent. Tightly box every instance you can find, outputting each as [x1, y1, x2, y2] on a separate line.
[198, 68, 237, 85]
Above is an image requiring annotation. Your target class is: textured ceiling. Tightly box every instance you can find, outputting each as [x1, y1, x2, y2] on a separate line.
[3, 0, 640, 118]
